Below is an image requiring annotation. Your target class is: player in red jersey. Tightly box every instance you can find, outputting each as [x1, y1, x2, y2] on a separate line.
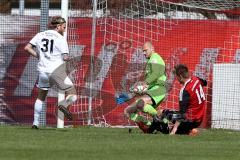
[170, 64, 207, 135]
[147, 64, 207, 135]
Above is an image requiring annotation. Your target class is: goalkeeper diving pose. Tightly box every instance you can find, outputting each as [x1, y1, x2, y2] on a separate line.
[124, 41, 167, 133]
[148, 64, 207, 135]
[24, 16, 77, 129]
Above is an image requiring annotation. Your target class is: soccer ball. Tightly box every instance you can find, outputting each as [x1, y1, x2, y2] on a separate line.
[133, 82, 148, 94]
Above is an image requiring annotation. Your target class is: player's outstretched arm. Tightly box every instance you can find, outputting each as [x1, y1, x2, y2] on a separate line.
[24, 43, 39, 59]
[170, 121, 180, 135]
[145, 62, 162, 85]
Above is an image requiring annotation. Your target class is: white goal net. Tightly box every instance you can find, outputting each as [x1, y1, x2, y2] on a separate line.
[64, 0, 240, 129]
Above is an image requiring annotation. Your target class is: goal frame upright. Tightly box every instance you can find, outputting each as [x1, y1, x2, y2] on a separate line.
[57, 0, 69, 129]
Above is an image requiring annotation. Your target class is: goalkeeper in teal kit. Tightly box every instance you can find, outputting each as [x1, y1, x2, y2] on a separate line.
[124, 41, 167, 133]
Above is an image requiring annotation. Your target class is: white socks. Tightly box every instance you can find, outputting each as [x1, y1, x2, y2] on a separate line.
[33, 99, 44, 126]
[33, 95, 77, 126]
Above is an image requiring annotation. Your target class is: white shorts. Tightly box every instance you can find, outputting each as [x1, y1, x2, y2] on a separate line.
[37, 71, 74, 91]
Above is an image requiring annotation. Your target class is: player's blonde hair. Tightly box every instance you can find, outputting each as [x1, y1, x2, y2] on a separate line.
[48, 16, 66, 29]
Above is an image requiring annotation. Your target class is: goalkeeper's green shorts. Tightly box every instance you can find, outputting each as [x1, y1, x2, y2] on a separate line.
[146, 85, 166, 108]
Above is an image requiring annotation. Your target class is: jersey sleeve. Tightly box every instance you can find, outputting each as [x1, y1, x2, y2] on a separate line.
[198, 77, 207, 86]
[145, 62, 160, 84]
[29, 33, 40, 46]
[58, 38, 69, 55]
[145, 57, 165, 85]
[179, 89, 190, 114]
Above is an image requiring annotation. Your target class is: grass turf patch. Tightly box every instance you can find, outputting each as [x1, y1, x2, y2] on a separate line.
[0, 125, 239, 160]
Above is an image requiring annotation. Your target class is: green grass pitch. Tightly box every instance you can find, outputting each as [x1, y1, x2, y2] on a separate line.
[0, 125, 239, 160]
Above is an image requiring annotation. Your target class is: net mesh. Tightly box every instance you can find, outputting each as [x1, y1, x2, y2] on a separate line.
[66, 0, 240, 129]
[180, 0, 239, 10]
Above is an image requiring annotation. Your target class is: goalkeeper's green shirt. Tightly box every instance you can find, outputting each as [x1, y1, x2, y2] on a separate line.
[144, 52, 166, 87]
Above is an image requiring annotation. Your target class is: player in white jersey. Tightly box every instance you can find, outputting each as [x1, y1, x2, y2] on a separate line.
[24, 16, 77, 129]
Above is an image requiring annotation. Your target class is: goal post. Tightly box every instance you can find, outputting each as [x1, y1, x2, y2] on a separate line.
[88, 0, 98, 125]
[57, 0, 69, 129]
